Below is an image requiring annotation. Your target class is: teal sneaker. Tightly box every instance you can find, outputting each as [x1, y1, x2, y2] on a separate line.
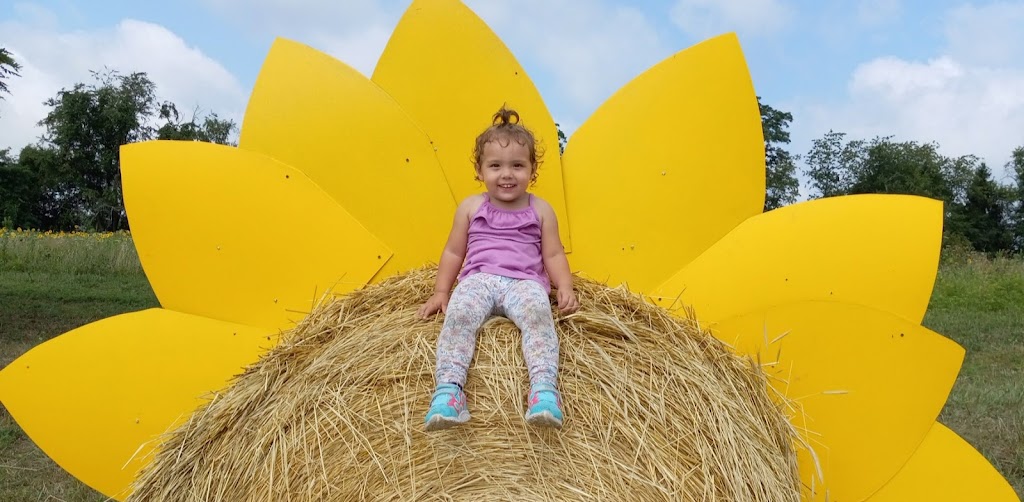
[424, 383, 470, 431]
[525, 383, 563, 429]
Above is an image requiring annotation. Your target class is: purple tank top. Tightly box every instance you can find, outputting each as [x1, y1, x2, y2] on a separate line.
[459, 194, 550, 292]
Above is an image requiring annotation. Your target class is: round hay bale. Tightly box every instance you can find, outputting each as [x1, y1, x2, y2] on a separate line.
[129, 269, 800, 501]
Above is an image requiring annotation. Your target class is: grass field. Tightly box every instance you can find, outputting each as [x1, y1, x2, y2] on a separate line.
[0, 229, 1021, 500]
[930, 251, 1024, 496]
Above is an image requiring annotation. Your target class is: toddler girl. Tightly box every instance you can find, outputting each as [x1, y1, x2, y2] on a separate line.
[418, 106, 578, 431]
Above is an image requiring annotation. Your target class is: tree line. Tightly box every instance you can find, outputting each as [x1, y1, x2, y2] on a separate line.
[0, 53, 236, 231]
[760, 99, 1023, 253]
[2, 48, 1023, 253]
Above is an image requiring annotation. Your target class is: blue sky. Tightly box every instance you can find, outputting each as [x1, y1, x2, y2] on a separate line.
[2, 0, 1023, 191]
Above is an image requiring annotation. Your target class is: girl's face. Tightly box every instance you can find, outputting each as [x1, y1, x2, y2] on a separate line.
[476, 139, 535, 210]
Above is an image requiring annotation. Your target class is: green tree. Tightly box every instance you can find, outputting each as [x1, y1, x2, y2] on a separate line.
[803, 131, 866, 198]
[1, 47, 21, 110]
[803, 132, 1018, 250]
[156, 102, 237, 145]
[759, 97, 799, 210]
[1, 145, 59, 229]
[951, 163, 1014, 252]
[1009, 146, 1024, 250]
[0, 148, 42, 228]
[804, 133, 973, 202]
[36, 70, 158, 230]
[555, 123, 567, 154]
[0, 48, 20, 93]
[8, 68, 237, 231]
[850, 139, 970, 202]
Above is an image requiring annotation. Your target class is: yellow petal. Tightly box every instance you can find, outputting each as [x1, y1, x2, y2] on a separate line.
[121, 141, 391, 331]
[0, 309, 276, 500]
[868, 423, 1020, 501]
[371, 0, 571, 249]
[239, 38, 453, 278]
[653, 194, 942, 324]
[561, 33, 764, 291]
[713, 301, 964, 501]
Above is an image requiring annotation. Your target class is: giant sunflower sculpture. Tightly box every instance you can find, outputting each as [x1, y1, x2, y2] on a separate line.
[0, 0, 1018, 500]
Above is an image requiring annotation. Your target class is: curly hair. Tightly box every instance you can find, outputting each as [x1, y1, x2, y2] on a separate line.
[472, 106, 544, 182]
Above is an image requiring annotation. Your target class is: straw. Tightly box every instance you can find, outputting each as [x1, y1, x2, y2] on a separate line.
[129, 268, 800, 501]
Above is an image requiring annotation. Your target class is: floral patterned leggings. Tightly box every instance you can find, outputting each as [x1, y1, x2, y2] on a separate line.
[435, 273, 559, 389]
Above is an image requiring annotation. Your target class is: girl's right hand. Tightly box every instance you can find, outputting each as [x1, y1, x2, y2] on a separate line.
[417, 291, 450, 319]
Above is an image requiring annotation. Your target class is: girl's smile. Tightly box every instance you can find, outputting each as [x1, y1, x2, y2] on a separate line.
[477, 139, 535, 210]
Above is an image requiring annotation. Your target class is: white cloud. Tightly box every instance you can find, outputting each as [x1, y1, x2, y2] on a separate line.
[790, 56, 1024, 185]
[201, 0, 396, 32]
[467, 0, 669, 131]
[311, 25, 395, 77]
[944, 2, 1024, 69]
[197, 0, 672, 133]
[669, 0, 792, 39]
[851, 57, 1024, 175]
[190, 0, 674, 137]
[850, 56, 964, 99]
[786, 3, 1024, 187]
[0, 52, 60, 150]
[198, 0, 404, 76]
[0, 12, 248, 153]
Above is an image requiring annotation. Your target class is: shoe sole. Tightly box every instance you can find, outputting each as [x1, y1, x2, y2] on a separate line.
[525, 410, 563, 429]
[424, 412, 470, 432]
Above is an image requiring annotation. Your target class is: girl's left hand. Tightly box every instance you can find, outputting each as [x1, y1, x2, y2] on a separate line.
[556, 287, 579, 314]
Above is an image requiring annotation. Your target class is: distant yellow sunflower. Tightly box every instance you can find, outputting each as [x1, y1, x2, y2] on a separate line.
[0, 1, 1017, 500]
